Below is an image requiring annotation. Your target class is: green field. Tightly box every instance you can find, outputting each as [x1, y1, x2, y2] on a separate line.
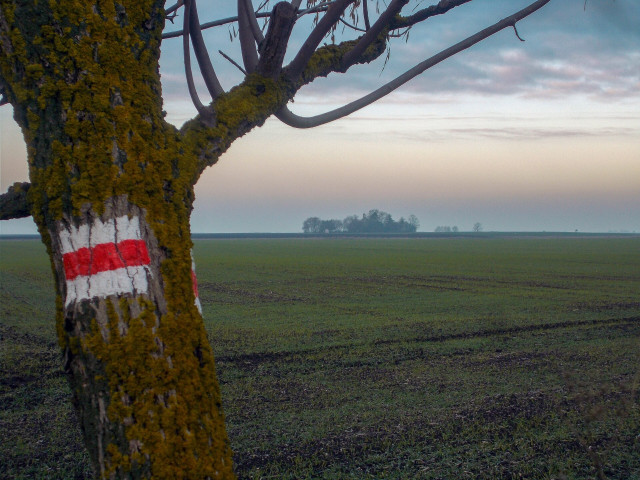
[1, 237, 639, 479]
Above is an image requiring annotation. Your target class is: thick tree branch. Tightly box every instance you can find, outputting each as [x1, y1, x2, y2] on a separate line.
[238, 0, 260, 73]
[341, 0, 408, 70]
[180, 74, 291, 175]
[180, 30, 384, 172]
[275, 32, 388, 127]
[286, 0, 354, 81]
[182, 0, 209, 118]
[181, 0, 551, 166]
[189, 0, 224, 98]
[182, 0, 216, 124]
[0, 182, 31, 220]
[242, 0, 266, 44]
[277, 0, 552, 128]
[257, 2, 297, 78]
[390, 0, 473, 29]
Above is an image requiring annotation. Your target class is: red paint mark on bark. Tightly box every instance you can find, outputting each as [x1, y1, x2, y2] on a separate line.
[191, 268, 199, 299]
[62, 239, 150, 280]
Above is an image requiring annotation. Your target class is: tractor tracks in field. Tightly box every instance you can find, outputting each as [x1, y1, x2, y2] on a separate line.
[371, 315, 640, 347]
[200, 273, 621, 307]
[215, 315, 640, 368]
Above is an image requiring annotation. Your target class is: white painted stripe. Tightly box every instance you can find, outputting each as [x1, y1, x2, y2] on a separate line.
[65, 265, 150, 306]
[59, 223, 89, 254]
[115, 215, 141, 244]
[59, 215, 142, 254]
[90, 218, 115, 248]
[58, 228, 75, 255]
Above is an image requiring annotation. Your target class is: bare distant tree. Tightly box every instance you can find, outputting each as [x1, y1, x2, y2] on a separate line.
[1, 0, 552, 477]
[303, 216, 323, 233]
[408, 214, 420, 231]
[473, 222, 484, 232]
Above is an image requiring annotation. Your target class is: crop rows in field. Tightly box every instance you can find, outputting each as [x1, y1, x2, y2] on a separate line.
[1, 237, 639, 479]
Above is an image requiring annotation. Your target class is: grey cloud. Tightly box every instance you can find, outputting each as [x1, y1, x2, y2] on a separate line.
[299, 0, 640, 102]
[372, 125, 639, 143]
[317, 111, 640, 143]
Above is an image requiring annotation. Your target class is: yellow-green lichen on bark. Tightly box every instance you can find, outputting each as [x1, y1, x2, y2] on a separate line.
[181, 73, 291, 173]
[298, 29, 388, 85]
[79, 293, 231, 479]
[2, 1, 235, 478]
[2, 0, 187, 221]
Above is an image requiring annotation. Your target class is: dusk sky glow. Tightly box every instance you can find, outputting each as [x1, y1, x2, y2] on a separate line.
[1, 0, 638, 234]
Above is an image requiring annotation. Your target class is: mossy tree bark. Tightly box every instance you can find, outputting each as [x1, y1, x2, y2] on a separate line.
[0, 1, 243, 477]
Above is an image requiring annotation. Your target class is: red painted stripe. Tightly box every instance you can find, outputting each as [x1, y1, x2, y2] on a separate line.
[191, 269, 199, 298]
[62, 239, 150, 280]
[63, 248, 92, 280]
[118, 239, 151, 267]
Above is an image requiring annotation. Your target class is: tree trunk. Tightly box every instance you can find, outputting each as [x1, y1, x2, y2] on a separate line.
[47, 196, 234, 479]
[1, 1, 235, 478]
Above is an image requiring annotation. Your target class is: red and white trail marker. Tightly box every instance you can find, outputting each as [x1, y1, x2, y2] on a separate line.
[58, 215, 151, 307]
[191, 250, 202, 314]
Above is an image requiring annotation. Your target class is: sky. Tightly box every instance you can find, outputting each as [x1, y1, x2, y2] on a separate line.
[1, 0, 639, 234]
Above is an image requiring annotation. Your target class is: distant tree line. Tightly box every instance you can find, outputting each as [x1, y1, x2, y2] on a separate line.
[434, 223, 482, 233]
[303, 210, 419, 234]
[435, 226, 459, 232]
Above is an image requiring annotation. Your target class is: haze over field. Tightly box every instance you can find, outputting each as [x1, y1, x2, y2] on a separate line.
[1, 0, 638, 234]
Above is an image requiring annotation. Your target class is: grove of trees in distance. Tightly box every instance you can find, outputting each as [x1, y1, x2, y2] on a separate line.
[303, 209, 419, 233]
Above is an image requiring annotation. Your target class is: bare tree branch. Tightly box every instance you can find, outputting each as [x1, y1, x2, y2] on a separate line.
[296, 1, 333, 18]
[341, 0, 407, 70]
[242, 0, 266, 43]
[390, 0, 473, 29]
[512, 23, 526, 41]
[182, 0, 215, 123]
[219, 50, 247, 74]
[257, 2, 298, 78]
[181, 0, 550, 163]
[0, 182, 31, 220]
[276, 0, 552, 128]
[165, 1, 184, 17]
[189, 0, 225, 98]
[286, 0, 355, 80]
[163, 12, 271, 39]
[238, 0, 260, 73]
[339, 17, 366, 33]
[162, 3, 332, 40]
[362, 0, 371, 30]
